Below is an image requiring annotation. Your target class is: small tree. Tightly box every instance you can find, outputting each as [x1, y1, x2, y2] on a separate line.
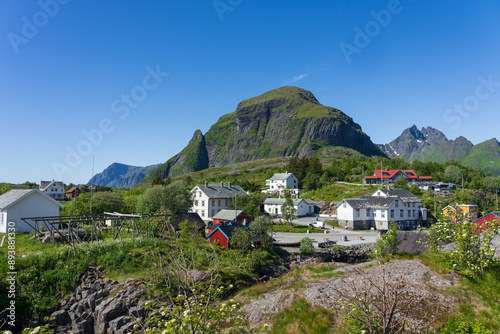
[300, 237, 315, 255]
[281, 190, 297, 225]
[249, 216, 273, 249]
[374, 223, 403, 259]
[230, 227, 252, 250]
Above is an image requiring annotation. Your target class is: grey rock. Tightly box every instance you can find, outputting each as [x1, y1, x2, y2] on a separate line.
[108, 315, 132, 334]
[49, 310, 69, 326]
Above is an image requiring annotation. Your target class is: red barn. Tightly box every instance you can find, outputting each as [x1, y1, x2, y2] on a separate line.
[207, 221, 250, 249]
[212, 210, 252, 226]
[472, 211, 500, 233]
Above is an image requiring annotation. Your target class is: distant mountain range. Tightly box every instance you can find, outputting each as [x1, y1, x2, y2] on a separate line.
[87, 88, 500, 188]
[379, 125, 500, 175]
[87, 163, 160, 188]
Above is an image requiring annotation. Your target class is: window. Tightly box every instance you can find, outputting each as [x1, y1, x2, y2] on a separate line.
[413, 210, 416, 218]
[212, 200, 215, 207]
[212, 210, 215, 217]
[366, 209, 371, 216]
[343, 202, 346, 208]
[199, 192, 202, 197]
[201, 200, 205, 207]
[381, 211, 385, 218]
[355, 209, 360, 218]
[194, 200, 198, 206]
[408, 210, 411, 217]
[395, 200, 399, 208]
[390, 210, 394, 218]
[218, 200, 221, 206]
[400, 209, 404, 218]
[201, 210, 205, 217]
[225, 200, 229, 206]
[413, 203, 415, 208]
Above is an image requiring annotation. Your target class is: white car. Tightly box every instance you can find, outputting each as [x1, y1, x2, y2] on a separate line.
[309, 221, 325, 229]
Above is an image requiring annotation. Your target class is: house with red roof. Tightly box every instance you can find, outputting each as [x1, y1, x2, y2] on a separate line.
[364, 169, 433, 185]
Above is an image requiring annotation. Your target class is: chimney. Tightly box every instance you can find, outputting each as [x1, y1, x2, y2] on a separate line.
[204, 181, 208, 186]
[220, 182, 224, 187]
[228, 182, 231, 188]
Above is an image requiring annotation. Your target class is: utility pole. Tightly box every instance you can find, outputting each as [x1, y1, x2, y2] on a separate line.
[434, 191, 436, 221]
[462, 173, 464, 192]
[90, 156, 95, 215]
[496, 190, 498, 212]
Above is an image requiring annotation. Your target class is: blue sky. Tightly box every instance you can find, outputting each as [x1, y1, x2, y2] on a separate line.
[1, 1, 500, 184]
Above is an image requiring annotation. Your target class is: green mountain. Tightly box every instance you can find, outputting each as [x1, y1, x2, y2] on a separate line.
[462, 138, 500, 175]
[144, 86, 385, 182]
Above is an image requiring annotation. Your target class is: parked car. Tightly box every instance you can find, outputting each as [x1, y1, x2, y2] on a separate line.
[309, 221, 325, 229]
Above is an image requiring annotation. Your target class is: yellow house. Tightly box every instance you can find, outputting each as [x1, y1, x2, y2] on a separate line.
[442, 204, 479, 220]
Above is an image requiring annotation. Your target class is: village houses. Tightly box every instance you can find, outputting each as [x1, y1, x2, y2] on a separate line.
[363, 169, 433, 185]
[336, 187, 427, 230]
[263, 198, 315, 217]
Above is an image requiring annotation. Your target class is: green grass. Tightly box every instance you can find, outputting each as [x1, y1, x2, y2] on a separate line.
[271, 298, 334, 334]
[271, 224, 323, 233]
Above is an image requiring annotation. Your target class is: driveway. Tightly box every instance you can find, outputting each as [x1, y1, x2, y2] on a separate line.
[271, 216, 379, 248]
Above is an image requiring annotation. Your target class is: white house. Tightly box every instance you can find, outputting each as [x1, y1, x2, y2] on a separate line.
[263, 198, 315, 217]
[265, 172, 299, 195]
[336, 188, 427, 230]
[190, 182, 247, 221]
[39, 180, 65, 200]
[0, 189, 64, 233]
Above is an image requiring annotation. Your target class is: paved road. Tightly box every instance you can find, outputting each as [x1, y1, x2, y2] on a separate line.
[272, 216, 379, 248]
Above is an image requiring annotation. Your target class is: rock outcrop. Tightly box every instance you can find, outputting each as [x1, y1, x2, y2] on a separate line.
[145, 86, 385, 182]
[28, 267, 150, 334]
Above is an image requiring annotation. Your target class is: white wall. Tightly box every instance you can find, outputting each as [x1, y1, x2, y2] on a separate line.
[1, 192, 61, 233]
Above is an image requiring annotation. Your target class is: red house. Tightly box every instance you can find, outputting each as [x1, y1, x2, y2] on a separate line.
[472, 211, 500, 233]
[212, 209, 252, 226]
[364, 170, 433, 185]
[66, 187, 81, 199]
[207, 221, 250, 249]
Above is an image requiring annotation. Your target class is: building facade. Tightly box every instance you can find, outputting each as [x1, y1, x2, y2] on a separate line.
[0, 189, 64, 233]
[190, 182, 247, 221]
[40, 180, 65, 200]
[336, 188, 427, 230]
[263, 198, 314, 217]
[265, 172, 299, 194]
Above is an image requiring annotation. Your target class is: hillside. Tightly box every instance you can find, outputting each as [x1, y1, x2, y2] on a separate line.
[87, 162, 160, 188]
[144, 86, 385, 182]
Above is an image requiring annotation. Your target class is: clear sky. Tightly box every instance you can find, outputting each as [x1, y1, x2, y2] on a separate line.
[1, 1, 499, 184]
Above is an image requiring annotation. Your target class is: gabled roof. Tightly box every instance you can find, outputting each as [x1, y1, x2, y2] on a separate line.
[40, 180, 64, 191]
[373, 188, 422, 203]
[269, 173, 296, 181]
[338, 197, 395, 209]
[66, 187, 79, 193]
[0, 189, 64, 210]
[263, 198, 311, 206]
[170, 212, 206, 231]
[212, 209, 248, 221]
[367, 170, 432, 180]
[193, 184, 247, 199]
[206, 221, 249, 239]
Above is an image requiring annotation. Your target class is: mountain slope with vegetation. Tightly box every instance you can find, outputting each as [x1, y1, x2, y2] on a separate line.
[380, 125, 500, 175]
[144, 86, 385, 183]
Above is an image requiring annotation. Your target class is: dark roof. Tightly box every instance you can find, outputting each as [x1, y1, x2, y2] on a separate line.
[269, 173, 296, 181]
[207, 221, 249, 239]
[343, 197, 395, 209]
[375, 188, 422, 203]
[170, 212, 206, 231]
[193, 184, 247, 199]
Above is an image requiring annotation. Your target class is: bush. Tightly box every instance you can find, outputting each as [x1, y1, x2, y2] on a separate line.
[300, 237, 315, 255]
